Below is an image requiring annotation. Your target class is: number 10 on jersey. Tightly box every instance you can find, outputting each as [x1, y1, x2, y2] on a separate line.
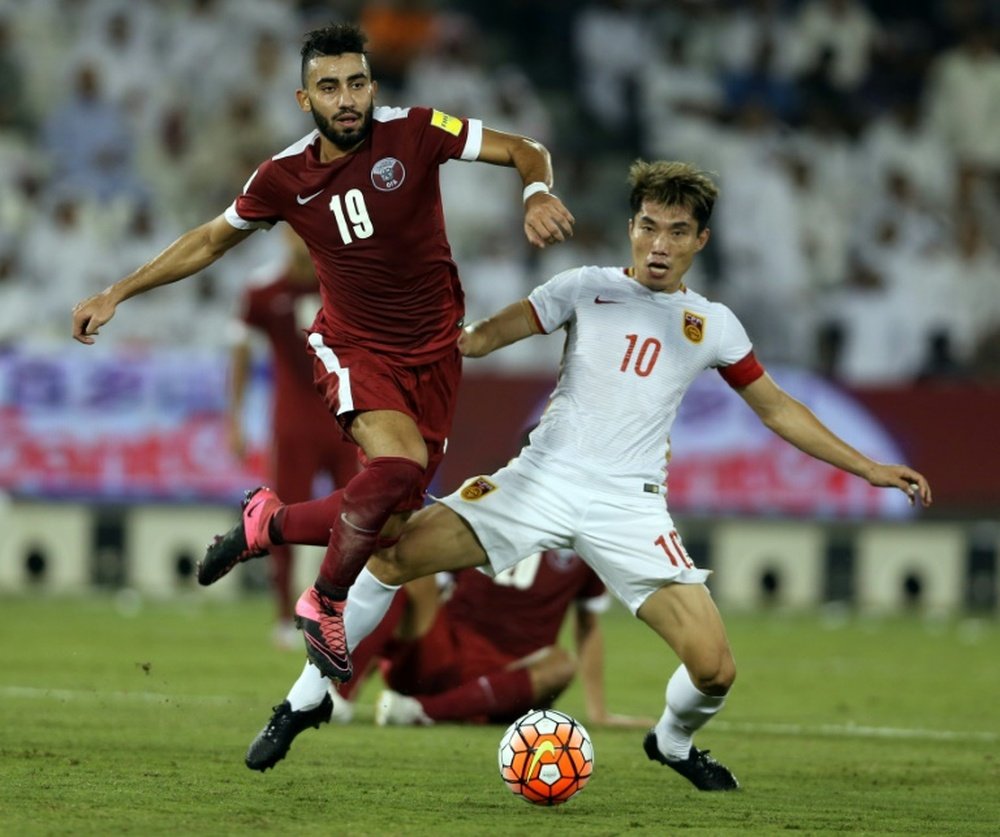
[655, 531, 693, 568]
[621, 334, 661, 377]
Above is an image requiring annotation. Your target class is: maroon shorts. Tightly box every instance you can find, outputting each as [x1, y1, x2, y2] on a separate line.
[384, 606, 515, 696]
[308, 334, 462, 509]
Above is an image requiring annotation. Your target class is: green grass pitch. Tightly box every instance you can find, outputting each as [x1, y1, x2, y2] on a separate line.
[1, 593, 997, 835]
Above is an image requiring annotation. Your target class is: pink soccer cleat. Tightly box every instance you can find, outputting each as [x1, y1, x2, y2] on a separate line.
[295, 585, 353, 683]
[196, 486, 282, 585]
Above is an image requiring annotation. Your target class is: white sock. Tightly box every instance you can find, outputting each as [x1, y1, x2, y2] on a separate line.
[344, 566, 400, 651]
[285, 567, 399, 711]
[286, 660, 328, 711]
[654, 664, 727, 760]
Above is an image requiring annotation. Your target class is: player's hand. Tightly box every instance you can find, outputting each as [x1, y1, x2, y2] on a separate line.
[866, 463, 932, 507]
[524, 192, 575, 249]
[72, 291, 117, 344]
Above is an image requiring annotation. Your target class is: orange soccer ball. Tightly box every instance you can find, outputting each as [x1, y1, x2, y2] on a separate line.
[497, 709, 594, 806]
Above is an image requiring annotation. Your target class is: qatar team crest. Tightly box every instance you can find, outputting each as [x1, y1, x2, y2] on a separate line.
[682, 310, 705, 344]
[371, 157, 405, 191]
[460, 476, 497, 501]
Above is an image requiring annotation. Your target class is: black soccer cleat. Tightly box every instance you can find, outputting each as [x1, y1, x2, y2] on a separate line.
[245, 694, 333, 772]
[643, 730, 740, 791]
[196, 487, 277, 586]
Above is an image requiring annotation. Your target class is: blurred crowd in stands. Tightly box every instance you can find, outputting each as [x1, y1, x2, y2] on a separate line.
[1, 0, 999, 385]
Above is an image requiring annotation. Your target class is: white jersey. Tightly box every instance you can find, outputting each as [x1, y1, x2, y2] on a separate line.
[522, 266, 756, 492]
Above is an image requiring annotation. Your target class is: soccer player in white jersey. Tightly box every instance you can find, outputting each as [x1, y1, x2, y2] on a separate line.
[244, 160, 932, 790]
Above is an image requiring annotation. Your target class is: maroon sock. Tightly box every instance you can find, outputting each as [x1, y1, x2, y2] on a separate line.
[269, 543, 294, 621]
[272, 495, 407, 550]
[337, 589, 408, 701]
[274, 490, 344, 546]
[317, 457, 424, 595]
[418, 668, 534, 723]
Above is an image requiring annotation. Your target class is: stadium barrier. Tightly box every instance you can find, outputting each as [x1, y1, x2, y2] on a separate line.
[0, 500, 92, 593]
[709, 521, 826, 610]
[855, 525, 966, 616]
[124, 505, 243, 600]
[0, 501, 993, 614]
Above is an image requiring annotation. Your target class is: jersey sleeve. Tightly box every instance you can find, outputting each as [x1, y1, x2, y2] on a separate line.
[714, 305, 765, 387]
[409, 105, 483, 165]
[527, 268, 585, 334]
[224, 164, 282, 231]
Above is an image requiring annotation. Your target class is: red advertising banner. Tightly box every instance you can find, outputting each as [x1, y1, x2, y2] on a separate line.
[3, 346, 979, 516]
[0, 346, 268, 503]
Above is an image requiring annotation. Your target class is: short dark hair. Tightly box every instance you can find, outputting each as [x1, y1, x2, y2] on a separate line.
[628, 160, 719, 232]
[300, 22, 369, 85]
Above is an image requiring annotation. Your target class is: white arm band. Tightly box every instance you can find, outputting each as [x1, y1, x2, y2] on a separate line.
[522, 181, 550, 203]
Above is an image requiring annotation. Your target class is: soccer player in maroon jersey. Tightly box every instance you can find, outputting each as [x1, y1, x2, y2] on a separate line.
[71, 23, 575, 682]
[229, 226, 359, 645]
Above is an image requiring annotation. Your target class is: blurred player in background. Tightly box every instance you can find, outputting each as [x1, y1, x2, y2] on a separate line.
[229, 225, 358, 647]
[71, 21, 575, 678]
[244, 550, 653, 771]
[232, 159, 931, 792]
[370, 556, 611, 727]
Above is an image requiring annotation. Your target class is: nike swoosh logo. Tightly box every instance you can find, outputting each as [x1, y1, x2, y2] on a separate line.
[296, 190, 324, 205]
[527, 739, 557, 779]
[594, 296, 620, 304]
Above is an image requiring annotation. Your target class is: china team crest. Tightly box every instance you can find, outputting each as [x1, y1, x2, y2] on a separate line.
[682, 310, 705, 344]
[460, 476, 497, 501]
[371, 157, 405, 191]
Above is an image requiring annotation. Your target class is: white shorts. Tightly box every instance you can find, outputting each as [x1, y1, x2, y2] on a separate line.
[436, 458, 710, 614]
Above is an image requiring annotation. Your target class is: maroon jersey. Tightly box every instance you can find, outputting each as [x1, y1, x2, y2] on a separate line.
[225, 106, 483, 364]
[444, 550, 608, 659]
[239, 273, 334, 440]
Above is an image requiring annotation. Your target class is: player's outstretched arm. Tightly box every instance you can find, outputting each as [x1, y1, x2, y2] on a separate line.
[477, 127, 575, 249]
[737, 373, 933, 507]
[458, 299, 541, 358]
[71, 214, 253, 344]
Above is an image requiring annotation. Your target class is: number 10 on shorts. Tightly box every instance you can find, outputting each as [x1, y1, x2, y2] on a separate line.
[655, 531, 693, 569]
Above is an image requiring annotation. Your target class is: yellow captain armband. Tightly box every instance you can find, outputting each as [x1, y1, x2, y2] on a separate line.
[430, 109, 462, 136]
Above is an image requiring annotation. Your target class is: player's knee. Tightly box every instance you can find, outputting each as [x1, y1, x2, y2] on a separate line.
[344, 457, 426, 527]
[551, 653, 578, 692]
[373, 457, 424, 501]
[532, 647, 577, 698]
[691, 655, 736, 696]
[366, 551, 414, 587]
[366, 456, 425, 506]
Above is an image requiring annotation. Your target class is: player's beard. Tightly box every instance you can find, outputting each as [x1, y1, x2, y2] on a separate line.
[312, 101, 374, 151]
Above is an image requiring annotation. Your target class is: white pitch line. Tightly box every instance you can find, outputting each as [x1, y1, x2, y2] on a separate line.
[0, 685, 233, 706]
[712, 719, 998, 744]
[3, 685, 997, 744]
